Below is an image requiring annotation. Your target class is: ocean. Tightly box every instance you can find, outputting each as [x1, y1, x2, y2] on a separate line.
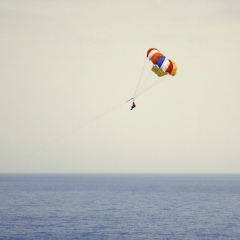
[0, 174, 239, 240]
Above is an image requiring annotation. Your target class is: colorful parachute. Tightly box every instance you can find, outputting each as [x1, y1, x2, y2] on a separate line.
[147, 48, 177, 77]
[129, 48, 178, 101]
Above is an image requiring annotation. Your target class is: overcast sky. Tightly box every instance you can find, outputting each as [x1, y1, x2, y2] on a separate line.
[1, 0, 240, 173]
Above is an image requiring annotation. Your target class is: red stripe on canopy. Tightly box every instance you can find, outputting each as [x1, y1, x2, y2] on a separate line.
[166, 60, 173, 74]
[146, 48, 159, 57]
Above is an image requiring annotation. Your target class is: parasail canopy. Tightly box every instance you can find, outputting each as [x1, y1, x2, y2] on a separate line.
[147, 48, 177, 77]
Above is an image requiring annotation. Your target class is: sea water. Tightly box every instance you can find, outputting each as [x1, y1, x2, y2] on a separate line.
[0, 174, 239, 240]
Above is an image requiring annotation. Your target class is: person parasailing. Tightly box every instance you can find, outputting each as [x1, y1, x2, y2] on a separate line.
[131, 101, 136, 110]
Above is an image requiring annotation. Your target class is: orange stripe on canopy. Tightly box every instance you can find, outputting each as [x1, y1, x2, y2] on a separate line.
[150, 52, 162, 64]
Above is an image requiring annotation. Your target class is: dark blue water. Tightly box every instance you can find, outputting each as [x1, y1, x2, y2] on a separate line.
[0, 174, 239, 240]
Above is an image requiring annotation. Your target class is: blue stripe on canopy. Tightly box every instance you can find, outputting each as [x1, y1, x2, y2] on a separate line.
[155, 56, 166, 68]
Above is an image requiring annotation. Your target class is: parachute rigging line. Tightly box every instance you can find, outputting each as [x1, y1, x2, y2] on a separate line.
[131, 58, 166, 100]
[132, 57, 148, 99]
[134, 76, 168, 99]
